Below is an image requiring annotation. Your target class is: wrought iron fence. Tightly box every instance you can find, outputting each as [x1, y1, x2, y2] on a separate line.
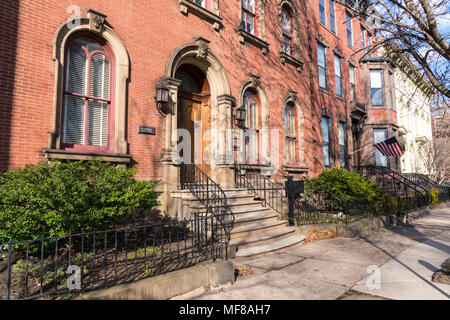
[0, 214, 223, 300]
[233, 164, 287, 215]
[290, 192, 431, 226]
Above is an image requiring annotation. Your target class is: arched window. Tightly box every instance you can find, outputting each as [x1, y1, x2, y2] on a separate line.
[284, 104, 297, 164]
[281, 7, 293, 56]
[62, 36, 114, 152]
[243, 90, 260, 163]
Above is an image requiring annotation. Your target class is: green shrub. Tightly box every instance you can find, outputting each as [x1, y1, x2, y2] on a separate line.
[305, 167, 386, 202]
[430, 188, 440, 204]
[0, 160, 160, 244]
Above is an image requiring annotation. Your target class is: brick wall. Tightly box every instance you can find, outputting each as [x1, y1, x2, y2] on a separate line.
[0, 0, 394, 179]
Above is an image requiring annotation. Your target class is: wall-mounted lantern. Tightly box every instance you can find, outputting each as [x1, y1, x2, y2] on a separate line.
[154, 83, 171, 116]
[234, 105, 247, 128]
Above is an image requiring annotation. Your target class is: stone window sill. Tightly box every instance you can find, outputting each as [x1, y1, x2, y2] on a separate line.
[319, 87, 331, 95]
[319, 23, 339, 39]
[280, 52, 304, 72]
[43, 149, 131, 163]
[178, 0, 222, 31]
[282, 165, 308, 174]
[237, 29, 269, 54]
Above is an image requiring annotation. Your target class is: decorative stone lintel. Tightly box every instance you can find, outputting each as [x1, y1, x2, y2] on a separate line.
[87, 9, 107, 32]
[315, 34, 329, 47]
[282, 165, 308, 174]
[43, 149, 131, 163]
[280, 52, 304, 72]
[178, 0, 223, 31]
[237, 30, 269, 55]
[332, 46, 344, 58]
[321, 107, 332, 118]
[338, 114, 347, 124]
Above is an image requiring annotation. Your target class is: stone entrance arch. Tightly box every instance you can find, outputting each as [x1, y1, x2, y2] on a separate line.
[161, 37, 234, 211]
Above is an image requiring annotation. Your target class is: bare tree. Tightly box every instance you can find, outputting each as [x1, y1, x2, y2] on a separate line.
[338, 0, 450, 98]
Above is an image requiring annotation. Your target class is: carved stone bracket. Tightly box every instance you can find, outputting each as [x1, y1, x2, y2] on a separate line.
[237, 29, 269, 55]
[332, 46, 344, 58]
[194, 37, 210, 59]
[321, 107, 332, 118]
[249, 74, 261, 88]
[87, 9, 107, 32]
[316, 34, 329, 47]
[280, 52, 304, 72]
[178, 0, 223, 31]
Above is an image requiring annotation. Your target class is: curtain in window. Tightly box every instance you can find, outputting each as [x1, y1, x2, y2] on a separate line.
[242, 0, 256, 35]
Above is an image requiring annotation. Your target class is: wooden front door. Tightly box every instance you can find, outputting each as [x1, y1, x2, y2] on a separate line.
[178, 91, 211, 176]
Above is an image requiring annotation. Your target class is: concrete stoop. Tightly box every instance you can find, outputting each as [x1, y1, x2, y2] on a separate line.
[171, 188, 305, 258]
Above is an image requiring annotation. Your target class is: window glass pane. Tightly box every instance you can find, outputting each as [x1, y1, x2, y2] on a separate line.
[90, 53, 110, 100]
[334, 55, 341, 77]
[87, 100, 108, 147]
[370, 70, 384, 106]
[374, 129, 388, 167]
[66, 46, 87, 94]
[282, 8, 291, 35]
[318, 44, 325, 67]
[321, 117, 329, 143]
[370, 70, 382, 88]
[319, 0, 326, 25]
[322, 145, 330, 167]
[283, 36, 291, 55]
[63, 95, 85, 145]
[329, 0, 335, 32]
[346, 12, 352, 46]
[319, 67, 326, 88]
[192, 0, 205, 7]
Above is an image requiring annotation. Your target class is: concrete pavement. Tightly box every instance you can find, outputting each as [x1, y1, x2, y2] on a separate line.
[171, 206, 450, 300]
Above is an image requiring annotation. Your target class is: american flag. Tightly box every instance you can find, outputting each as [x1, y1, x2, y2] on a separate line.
[374, 136, 405, 157]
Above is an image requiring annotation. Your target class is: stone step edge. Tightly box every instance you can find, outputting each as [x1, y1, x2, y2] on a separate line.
[231, 220, 287, 234]
[235, 235, 306, 257]
[230, 227, 295, 246]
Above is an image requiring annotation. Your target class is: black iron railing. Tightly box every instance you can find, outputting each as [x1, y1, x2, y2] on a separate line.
[0, 216, 217, 300]
[403, 173, 450, 197]
[179, 163, 234, 255]
[291, 192, 430, 226]
[354, 166, 431, 200]
[233, 164, 287, 215]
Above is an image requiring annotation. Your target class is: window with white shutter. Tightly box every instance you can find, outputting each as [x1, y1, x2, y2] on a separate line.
[62, 37, 113, 152]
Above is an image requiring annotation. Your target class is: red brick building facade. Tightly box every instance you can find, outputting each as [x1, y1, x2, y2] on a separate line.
[0, 1, 397, 194]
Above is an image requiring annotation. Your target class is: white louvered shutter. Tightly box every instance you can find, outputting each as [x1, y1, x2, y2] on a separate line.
[64, 95, 85, 144]
[63, 46, 87, 144]
[87, 53, 110, 147]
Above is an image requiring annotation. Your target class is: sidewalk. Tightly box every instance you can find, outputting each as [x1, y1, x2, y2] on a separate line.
[172, 206, 450, 300]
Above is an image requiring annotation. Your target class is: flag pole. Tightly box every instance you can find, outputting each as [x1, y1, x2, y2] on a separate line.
[349, 144, 373, 155]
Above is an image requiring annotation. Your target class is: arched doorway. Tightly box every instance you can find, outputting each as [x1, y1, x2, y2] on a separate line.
[175, 64, 211, 175]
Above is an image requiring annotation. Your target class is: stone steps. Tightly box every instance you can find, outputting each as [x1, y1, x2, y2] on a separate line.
[230, 227, 296, 249]
[172, 186, 304, 257]
[235, 235, 306, 257]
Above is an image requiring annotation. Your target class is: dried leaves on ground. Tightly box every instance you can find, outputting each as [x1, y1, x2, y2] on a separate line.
[303, 229, 337, 244]
[234, 265, 253, 276]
